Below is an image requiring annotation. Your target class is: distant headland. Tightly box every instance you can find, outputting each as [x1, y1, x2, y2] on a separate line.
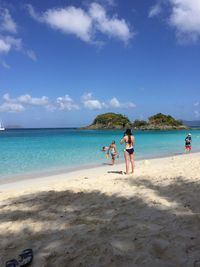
[83, 112, 188, 130]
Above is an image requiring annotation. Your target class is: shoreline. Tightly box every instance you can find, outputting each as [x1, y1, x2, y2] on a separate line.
[1, 151, 198, 193]
[1, 152, 200, 266]
[1, 149, 200, 187]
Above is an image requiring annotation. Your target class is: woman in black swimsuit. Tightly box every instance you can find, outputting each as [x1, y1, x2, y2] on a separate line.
[120, 129, 135, 175]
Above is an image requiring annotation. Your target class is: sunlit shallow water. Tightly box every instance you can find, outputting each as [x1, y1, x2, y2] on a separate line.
[0, 128, 200, 179]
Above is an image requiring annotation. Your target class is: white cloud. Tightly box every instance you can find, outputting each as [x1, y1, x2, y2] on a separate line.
[148, 4, 162, 18]
[26, 3, 132, 44]
[109, 97, 120, 107]
[0, 8, 17, 34]
[45, 7, 93, 42]
[0, 35, 23, 55]
[194, 102, 199, 107]
[81, 92, 93, 101]
[0, 35, 37, 62]
[0, 8, 36, 64]
[0, 38, 11, 53]
[1, 93, 80, 112]
[0, 102, 25, 113]
[169, 0, 200, 43]
[3, 93, 49, 106]
[0, 9, 22, 56]
[56, 95, 79, 110]
[5, 36, 22, 50]
[89, 3, 132, 43]
[17, 94, 49, 105]
[26, 4, 93, 42]
[81, 93, 135, 110]
[24, 4, 43, 22]
[2, 94, 50, 112]
[0, 93, 136, 113]
[109, 97, 136, 108]
[26, 50, 37, 61]
[151, 0, 200, 43]
[81, 93, 103, 109]
[84, 99, 103, 109]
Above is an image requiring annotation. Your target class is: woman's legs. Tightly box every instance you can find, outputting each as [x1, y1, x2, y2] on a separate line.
[112, 154, 116, 165]
[130, 153, 135, 174]
[124, 151, 130, 174]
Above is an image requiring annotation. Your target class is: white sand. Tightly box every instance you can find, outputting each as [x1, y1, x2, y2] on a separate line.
[0, 153, 200, 267]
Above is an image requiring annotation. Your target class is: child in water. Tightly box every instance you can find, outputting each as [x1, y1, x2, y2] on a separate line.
[107, 140, 118, 165]
[102, 146, 110, 159]
[102, 141, 118, 164]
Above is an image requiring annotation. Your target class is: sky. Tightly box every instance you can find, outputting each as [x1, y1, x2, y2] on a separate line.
[0, 0, 200, 127]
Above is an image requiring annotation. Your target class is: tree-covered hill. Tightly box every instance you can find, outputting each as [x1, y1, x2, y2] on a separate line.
[85, 113, 131, 129]
[148, 113, 183, 126]
[84, 112, 188, 130]
[132, 113, 187, 130]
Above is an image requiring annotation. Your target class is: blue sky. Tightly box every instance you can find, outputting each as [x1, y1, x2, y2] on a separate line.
[0, 0, 200, 127]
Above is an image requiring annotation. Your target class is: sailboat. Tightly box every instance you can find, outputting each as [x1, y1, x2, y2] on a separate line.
[0, 121, 5, 131]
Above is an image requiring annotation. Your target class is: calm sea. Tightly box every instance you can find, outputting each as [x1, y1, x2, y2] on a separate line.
[0, 128, 200, 179]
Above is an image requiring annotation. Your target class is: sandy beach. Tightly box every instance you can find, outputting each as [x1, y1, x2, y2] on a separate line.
[0, 153, 200, 266]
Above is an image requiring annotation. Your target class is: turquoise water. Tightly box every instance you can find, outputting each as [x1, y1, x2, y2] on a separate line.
[0, 128, 200, 179]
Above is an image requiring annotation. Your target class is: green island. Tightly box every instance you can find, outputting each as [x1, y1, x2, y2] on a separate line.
[84, 112, 188, 130]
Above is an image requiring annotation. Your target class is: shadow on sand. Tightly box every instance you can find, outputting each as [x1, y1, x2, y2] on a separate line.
[107, 171, 124, 175]
[1, 175, 200, 266]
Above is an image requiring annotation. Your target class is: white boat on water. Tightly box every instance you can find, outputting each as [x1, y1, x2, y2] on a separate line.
[0, 121, 5, 131]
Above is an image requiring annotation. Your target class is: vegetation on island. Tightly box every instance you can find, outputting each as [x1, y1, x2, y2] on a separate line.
[132, 120, 148, 128]
[132, 113, 186, 130]
[86, 112, 131, 129]
[84, 112, 188, 130]
[149, 113, 183, 126]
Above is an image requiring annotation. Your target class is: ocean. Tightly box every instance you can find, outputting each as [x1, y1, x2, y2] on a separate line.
[0, 128, 200, 179]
